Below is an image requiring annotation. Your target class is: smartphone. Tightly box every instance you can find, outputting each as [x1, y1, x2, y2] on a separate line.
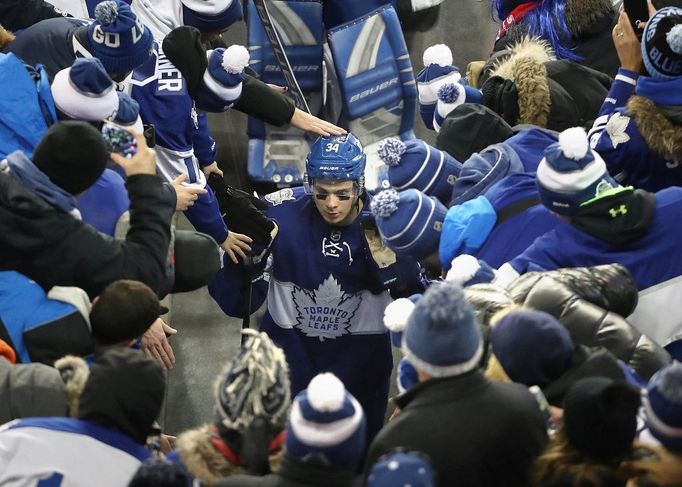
[101, 123, 138, 158]
[623, 0, 649, 38]
[529, 385, 557, 433]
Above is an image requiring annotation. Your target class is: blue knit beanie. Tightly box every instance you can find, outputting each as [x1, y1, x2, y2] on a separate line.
[51, 58, 119, 121]
[181, 0, 244, 33]
[367, 451, 436, 487]
[491, 310, 574, 387]
[196, 46, 249, 111]
[286, 373, 366, 468]
[371, 188, 447, 260]
[641, 7, 682, 79]
[433, 82, 483, 133]
[417, 44, 462, 130]
[114, 92, 143, 132]
[536, 127, 618, 215]
[645, 363, 682, 452]
[402, 281, 482, 378]
[87, 0, 153, 75]
[377, 138, 462, 205]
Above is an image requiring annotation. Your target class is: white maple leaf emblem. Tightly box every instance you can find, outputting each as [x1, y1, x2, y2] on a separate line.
[605, 112, 631, 148]
[292, 275, 361, 342]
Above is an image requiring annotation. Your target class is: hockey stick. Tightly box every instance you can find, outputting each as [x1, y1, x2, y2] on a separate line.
[241, 261, 253, 346]
[252, 0, 311, 113]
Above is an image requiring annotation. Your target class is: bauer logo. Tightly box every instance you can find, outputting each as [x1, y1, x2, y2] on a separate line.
[264, 65, 320, 72]
[292, 275, 361, 341]
[349, 77, 399, 103]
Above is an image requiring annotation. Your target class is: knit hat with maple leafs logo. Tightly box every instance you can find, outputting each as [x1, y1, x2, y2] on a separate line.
[536, 127, 618, 216]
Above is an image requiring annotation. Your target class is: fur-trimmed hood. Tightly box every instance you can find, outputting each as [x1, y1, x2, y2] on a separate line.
[54, 355, 89, 418]
[176, 424, 284, 486]
[485, 36, 610, 131]
[489, 37, 554, 127]
[627, 96, 682, 163]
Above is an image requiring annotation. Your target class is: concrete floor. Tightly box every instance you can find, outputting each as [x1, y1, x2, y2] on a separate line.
[163, 0, 497, 435]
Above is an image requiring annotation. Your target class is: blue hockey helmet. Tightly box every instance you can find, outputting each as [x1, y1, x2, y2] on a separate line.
[304, 134, 366, 192]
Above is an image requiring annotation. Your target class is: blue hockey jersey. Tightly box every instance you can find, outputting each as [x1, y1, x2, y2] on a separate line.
[508, 187, 682, 345]
[589, 68, 682, 192]
[209, 187, 423, 440]
[129, 42, 227, 244]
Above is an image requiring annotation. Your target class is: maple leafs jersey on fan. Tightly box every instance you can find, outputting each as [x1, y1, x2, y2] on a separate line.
[128, 42, 228, 244]
[588, 68, 682, 192]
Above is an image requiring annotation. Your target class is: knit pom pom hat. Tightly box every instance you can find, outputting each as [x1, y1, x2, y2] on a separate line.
[286, 373, 366, 467]
[87, 0, 153, 75]
[536, 127, 618, 215]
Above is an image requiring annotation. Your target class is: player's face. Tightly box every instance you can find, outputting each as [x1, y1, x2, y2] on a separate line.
[312, 180, 359, 226]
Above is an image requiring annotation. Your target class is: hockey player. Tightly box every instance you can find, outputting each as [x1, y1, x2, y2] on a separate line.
[209, 133, 425, 441]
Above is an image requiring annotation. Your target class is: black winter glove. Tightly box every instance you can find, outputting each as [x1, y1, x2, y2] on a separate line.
[207, 173, 274, 246]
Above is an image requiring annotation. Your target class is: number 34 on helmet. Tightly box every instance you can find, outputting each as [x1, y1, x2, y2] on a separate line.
[304, 133, 366, 193]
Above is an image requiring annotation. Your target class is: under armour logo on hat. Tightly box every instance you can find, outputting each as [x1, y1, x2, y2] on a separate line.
[609, 205, 628, 218]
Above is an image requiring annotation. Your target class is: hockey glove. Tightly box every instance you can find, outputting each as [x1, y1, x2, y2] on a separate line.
[207, 173, 274, 246]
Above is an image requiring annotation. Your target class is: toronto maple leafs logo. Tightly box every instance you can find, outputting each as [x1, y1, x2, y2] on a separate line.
[292, 275, 362, 341]
[605, 113, 631, 148]
[265, 188, 295, 206]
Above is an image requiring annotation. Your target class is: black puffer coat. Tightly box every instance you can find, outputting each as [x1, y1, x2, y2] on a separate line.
[466, 264, 671, 381]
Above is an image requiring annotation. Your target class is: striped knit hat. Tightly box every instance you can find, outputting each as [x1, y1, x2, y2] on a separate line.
[196, 46, 249, 112]
[371, 188, 447, 260]
[286, 373, 366, 467]
[536, 127, 618, 215]
[416, 44, 462, 130]
[433, 82, 483, 133]
[377, 138, 461, 205]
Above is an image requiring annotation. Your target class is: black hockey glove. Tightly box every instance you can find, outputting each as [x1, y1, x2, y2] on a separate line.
[207, 173, 274, 246]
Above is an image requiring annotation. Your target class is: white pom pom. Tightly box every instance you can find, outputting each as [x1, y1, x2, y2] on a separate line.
[307, 373, 346, 412]
[445, 254, 480, 286]
[667, 24, 682, 55]
[222, 45, 250, 74]
[383, 298, 416, 332]
[558, 127, 589, 160]
[423, 44, 453, 67]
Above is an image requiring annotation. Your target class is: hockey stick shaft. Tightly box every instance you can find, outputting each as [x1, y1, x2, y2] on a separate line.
[252, 0, 311, 113]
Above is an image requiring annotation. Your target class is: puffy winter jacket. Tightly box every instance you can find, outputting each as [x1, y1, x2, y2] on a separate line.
[466, 264, 671, 381]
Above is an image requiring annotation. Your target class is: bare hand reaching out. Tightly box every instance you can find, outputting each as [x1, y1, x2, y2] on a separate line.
[172, 174, 208, 211]
[221, 231, 253, 264]
[141, 318, 177, 370]
[289, 108, 347, 137]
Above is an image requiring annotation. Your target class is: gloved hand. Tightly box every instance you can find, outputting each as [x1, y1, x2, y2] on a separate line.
[207, 173, 275, 247]
[378, 259, 427, 297]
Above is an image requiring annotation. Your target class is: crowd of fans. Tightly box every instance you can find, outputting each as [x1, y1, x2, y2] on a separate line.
[0, 0, 682, 486]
